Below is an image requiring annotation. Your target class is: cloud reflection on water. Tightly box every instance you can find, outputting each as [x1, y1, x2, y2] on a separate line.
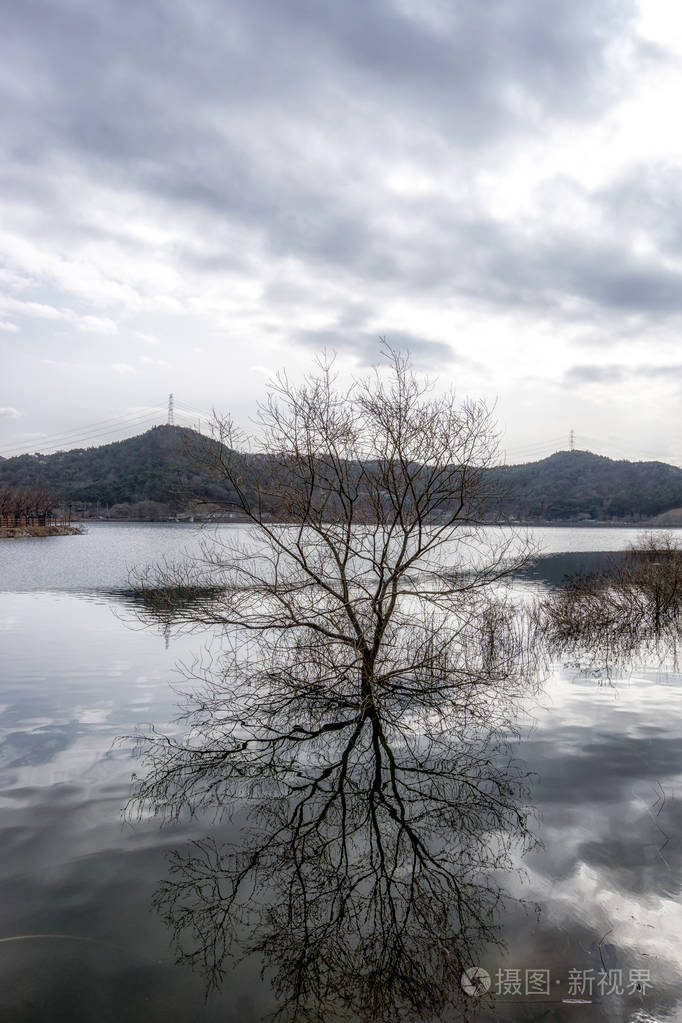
[0, 536, 681, 1020]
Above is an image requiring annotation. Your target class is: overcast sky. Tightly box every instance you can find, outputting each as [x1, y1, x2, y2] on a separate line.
[1, 0, 681, 463]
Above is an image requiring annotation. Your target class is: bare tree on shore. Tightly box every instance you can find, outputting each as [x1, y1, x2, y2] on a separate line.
[0, 484, 58, 525]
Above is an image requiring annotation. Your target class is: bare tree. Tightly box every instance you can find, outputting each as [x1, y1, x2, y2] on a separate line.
[0, 485, 13, 521]
[135, 346, 534, 632]
[0, 483, 57, 525]
[128, 348, 542, 1020]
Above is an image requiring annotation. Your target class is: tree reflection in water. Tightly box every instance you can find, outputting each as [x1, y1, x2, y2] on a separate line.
[127, 592, 541, 1022]
[124, 533, 682, 1020]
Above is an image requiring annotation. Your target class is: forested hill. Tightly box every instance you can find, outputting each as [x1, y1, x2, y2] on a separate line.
[0, 426, 680, 522]
[0, 426, 237, 513]
[491, 450, 682, 521]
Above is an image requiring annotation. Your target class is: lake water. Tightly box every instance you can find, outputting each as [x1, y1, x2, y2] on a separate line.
[0, 523, 681, 1021]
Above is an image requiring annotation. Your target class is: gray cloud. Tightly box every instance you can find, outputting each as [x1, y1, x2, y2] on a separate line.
[3, 0, 639, 157]
[295, 328, 465, 369]
[0, 0, 654, 323]
[565, 362, 682, 385]
[598, 164, 682, 259]
[0, 0, 680, 462]
[565, 364, 628, 385]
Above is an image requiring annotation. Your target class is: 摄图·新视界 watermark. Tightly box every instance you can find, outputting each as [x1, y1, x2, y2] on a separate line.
[461, 966, 652, 998]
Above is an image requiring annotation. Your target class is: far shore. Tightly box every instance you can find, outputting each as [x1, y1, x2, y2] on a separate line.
[66, 517, 681, 529]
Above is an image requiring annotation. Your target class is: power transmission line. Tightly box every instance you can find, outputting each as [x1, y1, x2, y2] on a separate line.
[504, 430, 680, 469]
[174, 400, 214, 419]
[580, 433, 680, 466]
[0, 408, 166, 458]
[504, 438, 564, 456]
[0, 406, 166, 456]
[3, 401, 677, 469]
[0, 396, 218, 458]
[3, 417, 161, 457]
[502, 434, 567, 462]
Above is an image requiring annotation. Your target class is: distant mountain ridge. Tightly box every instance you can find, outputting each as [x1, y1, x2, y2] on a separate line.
[491, 449, 682, 521]
[0, 426, 680, 522]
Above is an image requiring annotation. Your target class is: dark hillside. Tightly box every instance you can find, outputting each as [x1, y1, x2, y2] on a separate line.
[0, 426, 237, 510]
[492, 450, 682, 520]
[0, 431, 680, 521]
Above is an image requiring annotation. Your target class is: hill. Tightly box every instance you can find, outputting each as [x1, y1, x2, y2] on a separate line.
[491, 450, 682, 521]
[0, 426, 238, 514]
[0, 428, 680, 522]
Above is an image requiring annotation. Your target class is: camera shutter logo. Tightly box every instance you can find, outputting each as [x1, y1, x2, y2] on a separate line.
[461, 967, 491, 996]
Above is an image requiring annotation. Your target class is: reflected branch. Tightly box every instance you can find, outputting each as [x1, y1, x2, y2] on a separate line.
[126, 593, 541, 1021]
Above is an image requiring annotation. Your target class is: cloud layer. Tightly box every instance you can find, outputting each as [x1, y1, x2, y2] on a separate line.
[0, 0, 680, 460]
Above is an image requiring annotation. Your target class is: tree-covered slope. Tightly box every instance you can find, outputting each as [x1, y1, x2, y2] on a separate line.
[0, 430, 680, 521]
[0, 426, 236, 509]
[491, 450, 682, 520]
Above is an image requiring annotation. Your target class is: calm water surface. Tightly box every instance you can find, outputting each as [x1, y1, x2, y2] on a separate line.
[0, 523, 681, 1021]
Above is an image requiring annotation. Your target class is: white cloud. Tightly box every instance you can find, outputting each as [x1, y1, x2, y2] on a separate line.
[78, 314, 118, 335]
[0, 295, 116, 334]
[0, 406, 20, 418]
[139, 355, 170, 367]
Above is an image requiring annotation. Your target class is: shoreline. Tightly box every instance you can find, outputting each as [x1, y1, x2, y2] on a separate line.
[0, 525, 84, 539]
[77, 517, 680, 528]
